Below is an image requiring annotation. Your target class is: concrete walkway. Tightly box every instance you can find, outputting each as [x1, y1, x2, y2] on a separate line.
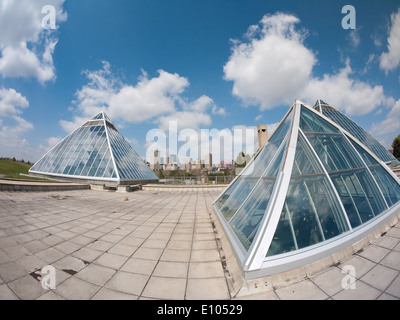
[0, 189, 399, 300]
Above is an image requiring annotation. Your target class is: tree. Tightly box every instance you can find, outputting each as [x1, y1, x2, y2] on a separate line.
[392, 135, 400, 159]
[234, 151, 251, 168]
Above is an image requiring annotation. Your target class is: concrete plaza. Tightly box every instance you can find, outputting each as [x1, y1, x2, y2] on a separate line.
[0, 188, 399, 300]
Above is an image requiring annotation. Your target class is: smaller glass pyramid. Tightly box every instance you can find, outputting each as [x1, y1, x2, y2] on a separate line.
[29, 112, 159, 185]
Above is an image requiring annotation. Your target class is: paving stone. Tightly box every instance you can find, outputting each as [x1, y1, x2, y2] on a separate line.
[380, 251, 400, 271]
[75, 264, 116, 286]
[0, 261, 26, 283]
[35, 248, 65, 264]
[0, 284, 19, 300]
[91, 287, 138, 300]
[332, 281, 381, 300]
[275, 279, 328, 300]
[22, 240, 50, 254]
[0, 250, 11, 265]
[160, 249, 191, 263]
[186, 278, 230, 300]
[132, 248, 163, 261]
[338, 255, 376, 278]
[2, 245, 30, 260]
[105, 271, 149, 296]
[55, 276, 101, 300]
[360, 265, 399, 291]
[72, 247, 102, 263]
[16, 254, 48, 273]
[311, 267, 352, 297]
[36, 291, 66, 300]
[142, 276, 186, 300]
[152, 261, 188, 278]
[108, 244, 138, 257]
[188, 261, 225, 279]
[120, 258, 157, 275]
[8, 275, 46, 300]
[358, 245, 390, 263]
[94, 253, 129, 270]
[191, 249, 221, 262]
[53, 256, 87, 273]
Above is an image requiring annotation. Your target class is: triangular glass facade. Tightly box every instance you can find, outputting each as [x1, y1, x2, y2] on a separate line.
[213, 100, 400, 278]
[314, 100, 398, 164]
[30, 112, 159, 185]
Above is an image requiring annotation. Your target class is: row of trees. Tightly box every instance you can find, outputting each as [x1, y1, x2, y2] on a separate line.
[0, 157, 31, 165]
[393, 135, 400, 159]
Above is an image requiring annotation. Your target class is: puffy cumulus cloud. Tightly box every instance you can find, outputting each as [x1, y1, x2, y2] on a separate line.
[158, 111, 212, 132]
[224, 12, 394, 117]
[0, 87, 29, 117]
[0, 40, 57, 83]
[370, 99, 400, 147]
[224, 13, 316, 110]
[64, 62, 225, 132]
[302, 60, 389, 116]
[380, 8, 400, 74]
[108, 69, 189, 123]
[0, 0, 67, 83]
[0, 115, 37, 161]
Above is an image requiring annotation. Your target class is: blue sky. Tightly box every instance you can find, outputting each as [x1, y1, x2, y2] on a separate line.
[1, 0, 400, 163]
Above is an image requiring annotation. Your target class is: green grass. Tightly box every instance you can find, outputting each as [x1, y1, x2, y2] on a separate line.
[0, 159, 51, 181]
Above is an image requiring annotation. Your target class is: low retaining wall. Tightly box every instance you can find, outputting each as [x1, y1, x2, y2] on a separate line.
[0, 180, 90, 192]
[142, 184, 228, 192]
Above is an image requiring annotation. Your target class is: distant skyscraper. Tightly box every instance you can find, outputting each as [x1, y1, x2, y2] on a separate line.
[205, 153, 213, 168]
[150, 150, 161, 171]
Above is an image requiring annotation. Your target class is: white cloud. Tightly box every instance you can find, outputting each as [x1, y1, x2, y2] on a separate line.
[302, 60, 389, 116]
[0, 41, 57, 83]
[65, 62, 224, 132]
[158, 111, 212, 132]
[380, 8, 400, 74]
[0, 0, 67, 83]
[0, 115, 37, 161]
[347, 29, 361, 49]
[108, 69, 188, 123]
[370, 99, 400, 146]
[224, 12, 394, 117]
[0, 87, 29, 117]
[224, 13, 316, 110]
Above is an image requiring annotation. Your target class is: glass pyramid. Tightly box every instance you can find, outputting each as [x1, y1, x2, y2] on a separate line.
[314, 100, 398, 164]
[29, 112, 159, 185]
[213, 100, 400, 278]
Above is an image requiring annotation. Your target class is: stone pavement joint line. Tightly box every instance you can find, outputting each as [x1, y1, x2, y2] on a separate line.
[0, 189, 399, 300]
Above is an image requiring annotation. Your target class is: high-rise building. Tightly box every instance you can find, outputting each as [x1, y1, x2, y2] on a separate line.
[205, 153, 213, 169]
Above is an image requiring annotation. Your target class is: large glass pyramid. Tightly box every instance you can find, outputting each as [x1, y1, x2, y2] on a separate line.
[213, 100, 400, 278]
[29, 112, 159, 185]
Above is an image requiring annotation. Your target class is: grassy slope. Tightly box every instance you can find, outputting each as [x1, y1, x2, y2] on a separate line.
[0, 159, 50, 181]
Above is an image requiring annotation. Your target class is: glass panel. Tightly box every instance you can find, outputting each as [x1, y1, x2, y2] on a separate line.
[217, 139, 284, 220]
[305, 132, 387, 227]
[106, 123, 158, 181]
[300, 107, 339, 134]
[368, 165, 400, 207]
[215, 108, 294, 214]
[322, 107, 397, 163]
[267, 134, 349, 257]
[269, 108, 294, 143]
[229, 143, 286, 250]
